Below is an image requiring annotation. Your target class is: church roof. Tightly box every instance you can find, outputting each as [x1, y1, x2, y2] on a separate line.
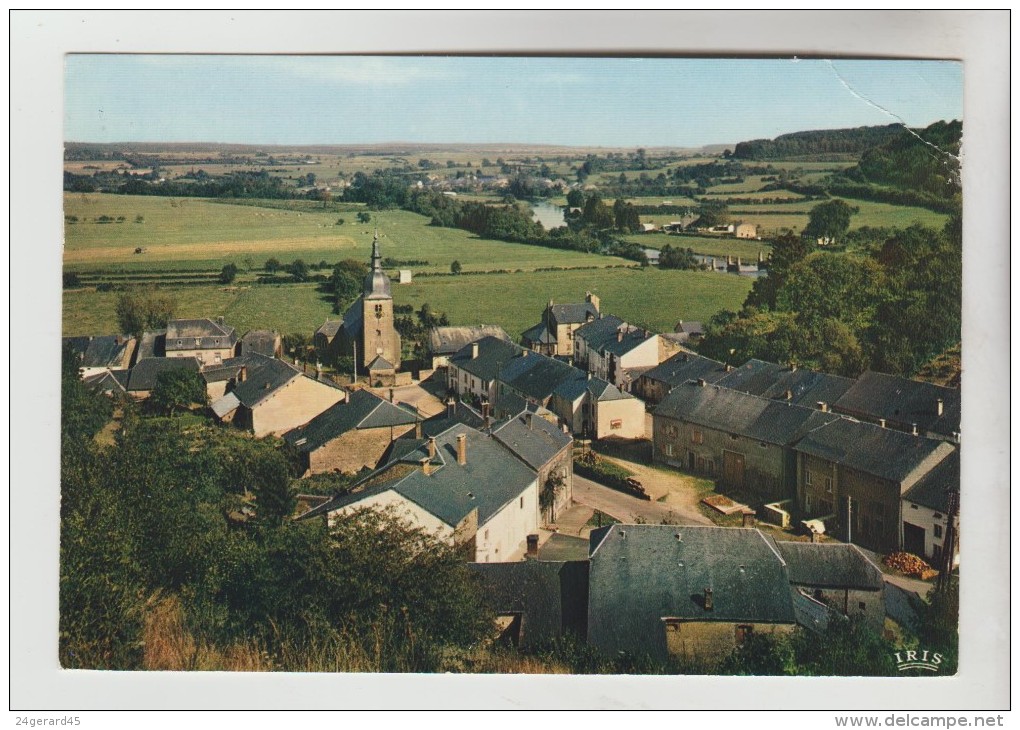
[363, 233, 392, 300]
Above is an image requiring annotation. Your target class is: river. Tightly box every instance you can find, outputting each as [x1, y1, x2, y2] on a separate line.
[530, 200, 567, 230]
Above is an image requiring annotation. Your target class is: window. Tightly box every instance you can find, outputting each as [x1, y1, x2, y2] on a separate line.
[610, 419, 623, 430]
[759, 442, 767, 449]
[374, 304, 383, 318]
[520, 497, 524, 509]
[806, 470, 813, 486]
[707, 459, 715, 473]
[665, 444, 673, 457]
[858, 602, 867, 611]
[691, 429, 703, 445]
[696, 456, 705, 472]
[735, 625, 754, 646]
[934, 524, 943, 539]
[805, 494, 812, 512]
[824, 476, 833, 493]
[730, 434, 738, 441]
[933, 544, 943, 562]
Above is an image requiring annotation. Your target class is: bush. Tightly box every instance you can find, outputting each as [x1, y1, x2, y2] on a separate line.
[573, 453, 647, 499]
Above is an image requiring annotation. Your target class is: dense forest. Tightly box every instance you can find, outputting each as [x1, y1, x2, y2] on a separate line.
[843, 120, 962, 195]
[732, 124, 905, 160]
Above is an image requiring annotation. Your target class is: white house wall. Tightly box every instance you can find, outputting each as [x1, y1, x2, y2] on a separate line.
[473, 479, 540, 563]
[328, 490, 454, 544]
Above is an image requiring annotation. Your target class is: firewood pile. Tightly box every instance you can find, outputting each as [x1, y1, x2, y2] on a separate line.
[883, 552, 939, 580]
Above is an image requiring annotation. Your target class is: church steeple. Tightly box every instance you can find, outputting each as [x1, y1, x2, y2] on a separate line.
[363, 229, 392, 299]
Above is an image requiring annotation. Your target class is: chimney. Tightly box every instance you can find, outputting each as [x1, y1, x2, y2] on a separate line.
[816, 401, 828, 413]
[456, 433, 467, 465]
[937, 398, 944, 416]
[526, 412, 534, 430]
[526, 534, 539, 558]
[238, 365, 247, 382]
[414, 420, 422, 439]
[697, 378, 706, 387]
[420, 456, 432, 477]
[725, 363, 733, 372]
[911, 423, 918, 436]
[481, 399, 491, 419]
[471, 342, 479, 360]
[264, 382, 271, 390]
[785, 389, 793, 401]
[427, 436, 436, 459]
[788, 362, 797, 372]
[742, 511, 756, 528]
[216, 316, 225, 326]
[447, 397, 456, 418]
[587, 371, 592, 380]
[388, 388, 395, 403]
[703, 588, 714, 611]
[617, 330, 624, 343]
[879, 418, 886, 429]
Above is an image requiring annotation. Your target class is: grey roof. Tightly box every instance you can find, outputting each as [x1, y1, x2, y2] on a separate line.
[499, 352, 583, 403]
[449, 336, 525, 383]
[240, 329, 280, 357]
[548, 301, 598, 326]
[574, 315, 624, 347]
[165, 318, 237, 351]
[284, 389, 417, 453]
[82, 369, 128, 394]
[226, 357, 301, 408]
[903, 449, 960, 513]
[64, 335, 133, 369]
[717, 359, 854, 408]
[363, 236, 392, 300]
[305, 425, 537, 528]
[421, 401, 487, 438]
[469, 560, 589, 648]
[794, 418, 957, 484]
[366, 355, 395, 371]
[491, 411, 572, 471]
[521, 321, 556, 345]
[833, 371, 961, 438]
[135, 330, 166, 360]
[315, 320, 343, 339]
[654, 382, 840, 446]
[586, 378, 633, 403]
[674, 321, 704, 336]
[775, 541, 884, 590]
[587, 525, 796, 656]
[639, 352, 728, 390]
[537, 533, 591, 561]
[341, 297, 364, 338]
[211, 391, 241, 418]
[126, 356, 201, 391]
[576, 317, 655, 359]
[428, 325, 511, 356]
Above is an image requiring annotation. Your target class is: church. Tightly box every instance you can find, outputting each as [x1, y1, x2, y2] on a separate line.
[314, 232, 402, 385]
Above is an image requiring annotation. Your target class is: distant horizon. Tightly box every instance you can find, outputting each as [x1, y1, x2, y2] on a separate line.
[65, 56, 962, 148]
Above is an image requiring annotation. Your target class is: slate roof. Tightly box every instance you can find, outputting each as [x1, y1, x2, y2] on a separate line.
[491, 410, 572, 471]
[794, 418, 956, 484]
[165, 318, 237, 351]
[126, 356, 201, 391]
[576, 318, 655, 359]
[240, 329, 280, 358]
[903, 449, 960, 513]
[341, 297, 364, 338]
[303, 425, 537, 528]
[587, 526, 796, 655]
[226, 357, 302, 408]
[367, 355, 395, 371]
[548, 301, 599, 326]
[428, 325, 511, 356]
[64, 335, 134, 369]
[639, 352, 728, 390]
[83, 369, 128, 394]
[833, 371, 961, 438]
[585, 378, 633, 403]
[775, 541, 884, 590]
[469, 560, 589, 648]
[135, 330, 166, 360]
[499, 352, 583, 402]
[449, 336, 525, 383]
[521, 321, 556, 345]
[284, 389, 417, 453]
[574, 315, 624, 348]
[654, 382, 839, 446]
[315, 320, 343, 340]
[211, 391, 241, 418]
[420, 401, 487, 438]
[536, 533, 591, 562]
[674, 321, 704, 337]
[716, 359, 854, 408]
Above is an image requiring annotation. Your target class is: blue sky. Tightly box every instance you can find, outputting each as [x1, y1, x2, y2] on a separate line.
[65, 56, 962, 147]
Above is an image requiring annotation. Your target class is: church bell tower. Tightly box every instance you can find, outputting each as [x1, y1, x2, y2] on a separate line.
[360, 231, 401, 372]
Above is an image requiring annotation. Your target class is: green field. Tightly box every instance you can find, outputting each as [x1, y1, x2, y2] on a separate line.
[625, 233, 768, 260]
[63, 194, 625, 273]
[62, 266, 752, 339]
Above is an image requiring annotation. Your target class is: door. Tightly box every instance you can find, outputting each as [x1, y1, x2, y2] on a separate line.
[722, 450, 745, 489]
[903, 522, 926, 557]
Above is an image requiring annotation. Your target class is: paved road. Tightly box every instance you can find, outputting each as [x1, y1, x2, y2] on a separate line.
[572, 474, 714, 526]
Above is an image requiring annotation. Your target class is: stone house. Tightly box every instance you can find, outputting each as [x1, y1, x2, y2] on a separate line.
[572, 315, 660, 390]
[633, 351, 728, 404]
[210, 356, 346, 437]
[734, 222, 759, 239]
[165, 318, 238, 366]
[521, 292, 600, 357]
[549, 375, 645, 440]
[491, 410, 574, 524]
[652, 381, 840, 504]
[716, 358, 855, 409]
[63, 334, 136, 377]
[774, 541, 886, 632]
[832, 370, 961, 443]
[239, 329, 282, 358]
[793, 418, 957, 554]
[300, 425, 540, 564]
[124, 355, 201, 399]
[446, 336, 524, 404]
[496, 348, 584, 411]
[901, 449, 960, 566]
[284, 389, 420, 476]
[586, 525, 800, 662]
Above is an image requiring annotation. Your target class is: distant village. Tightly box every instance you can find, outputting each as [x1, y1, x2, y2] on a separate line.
[66, 236, 960, 663]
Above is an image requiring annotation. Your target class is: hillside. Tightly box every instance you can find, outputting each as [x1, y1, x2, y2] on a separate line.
[731, 124, 904, 160]
[849, 119, 962, 195]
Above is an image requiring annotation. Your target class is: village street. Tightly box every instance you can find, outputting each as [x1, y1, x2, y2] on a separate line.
[567, 473, 714, 530]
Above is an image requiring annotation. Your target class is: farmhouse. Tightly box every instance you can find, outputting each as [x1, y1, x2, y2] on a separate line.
[124, 355, 201, 399]
[521, 292, 601, 357]
[490, 410, 574, 523]
[239, 329, 282, 358]
[300, 425, 540, 564]
[832, 370, 961, 442]
[497, 348, 584, 410]
[447, 336, 524, 404]
[165, 317, 238, 366]
[634, 351, 728, 404]
[653, 381, 840, 503]
[210, 356, 346, 437]
[901, 449, 960, 566]
[572, 315, 660, 390]
[793, 418, 957, 554]
[283, 389, 420, 476]
[734, 222, 759, 239]
[63, 335, 136, 377]
[716, 359, 855, 409]
[549, 375, 645, 439]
